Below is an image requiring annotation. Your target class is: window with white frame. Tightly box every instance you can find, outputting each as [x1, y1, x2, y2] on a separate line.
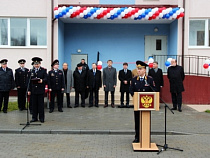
[189, 19, 210, 47]
[0, 18, 47, 47]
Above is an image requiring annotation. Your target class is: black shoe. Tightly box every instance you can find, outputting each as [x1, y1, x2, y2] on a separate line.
[19, 108, 23, 111]
[30, 119, 38, 123]
[88, 104, 93, 107]
[58, 109, 63, 112]
[171, 107, 177, 110]
[126, 104, 130, 108]
[111, 103, 115, 108]
[3, 110, 7, 113]
[81, 105, 85, 108]
[74, 105, 79, 108]
[40, 119, 44, 123]
[133, 138, 139, 143]
[49, 109, 54, 113]
[67, 105, 72, 108]
[178, 109, 182, 112]
[119, 104, 124, 108]
[23, 107, 27, 110]
[95, 105, 99, 108]
[104, 104, 108, 108]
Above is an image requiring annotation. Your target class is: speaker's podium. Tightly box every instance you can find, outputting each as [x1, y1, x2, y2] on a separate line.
[132, 92, 159, 151]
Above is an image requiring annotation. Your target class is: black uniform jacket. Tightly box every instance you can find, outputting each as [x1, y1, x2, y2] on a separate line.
[86, 69, 102, 90]
[73, 70, 87, 92]
[0, 67, 15, 91]
[15, 67, 29, 88]
[48, 69, 65, 91]
[118, 69, 132, 92]
[29, 67, 47, 94]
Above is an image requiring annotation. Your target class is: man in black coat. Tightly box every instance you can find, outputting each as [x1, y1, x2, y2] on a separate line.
[15, 59, 29, 111]
[130, 61, 156, 143]
[118, 62, 132, 108]
[86, 63, 102, 107]
[167, 59, 185, 112]
[148, 61, 164, 92]
[28, 57, 47, 123]
[73, 63, 87, 108]
[0, 59, 15, 113]
[48, 60, 65, 113]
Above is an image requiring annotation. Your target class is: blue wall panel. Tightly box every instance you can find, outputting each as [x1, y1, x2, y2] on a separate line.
[169, 20, 178, 56]
[62, 23, 172, 71]
[100, 0, 134, 5]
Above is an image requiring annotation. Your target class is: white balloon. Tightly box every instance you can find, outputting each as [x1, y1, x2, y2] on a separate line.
[58, 7, 62, 12]
[63, 15, 67, 18]
[138, 10, 142, 15]
[98, 61, 102, 65]
[118, 15, 122, 19]
[169, 17, 173, 20]
[107, 13, 111, 18]
[96, 10, 101, 14]
[69, 10, 73, 14]
[62, 6, 66, 11]
[148, 12, 153, 17]
[162, 10, 166, 14]
[204, 59, 210, 64]
[90, 16, 94, 19]
[84, 10, 88, 15]
[134, 13, 139, 18]
[159, 13, 163, 18]
[110, 10, 115, 15]
[79, 13, 84, 17]
[156, 16, 159, 20]
[172, 14, 177, 19]
[176, 10, 181, 15]
[121, 12, 125, 17]
[54, 10, 59, 15]
[145, 15, 149, 20]
[66, 12, 70, 17]
[208, 66, 210, 71]
[93, 13, 97, 17]
[180, 8, 184, 12]
[148, 58, 154, 63]
[131, 15, 135, 19]
[167, 58, 172, 63]
[124, 9, 129, 14]
[141, 9, 145, 12]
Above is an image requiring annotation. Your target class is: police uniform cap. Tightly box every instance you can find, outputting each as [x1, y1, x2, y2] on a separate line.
[136, 61, 148, 69]
[51, 59, 59, 67]
[136, 60, 141, 65]
[0, 59, 8, 65]
[77, 63, 83, 67]
[32, 57, 42, 64]
[18, 59, 26, 64]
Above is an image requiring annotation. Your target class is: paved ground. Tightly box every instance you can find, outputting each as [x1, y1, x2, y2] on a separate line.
[0, 96, 210, 157]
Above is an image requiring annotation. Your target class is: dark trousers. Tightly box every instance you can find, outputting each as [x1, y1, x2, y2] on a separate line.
[75, 91, 85, 106]
[29, 96, 33, 113]
[0, 91, 9, 112]
[50, 90, 62, 110]
[134, 111, 140, 140]
[89, 88, 99, 105]
[17, 88, 27, 110]
[105, 91, 114, 104]
[120, 91, 129, 105]
[32, 94, 45, 121]
[61, 93, 70, 107]
[171, 92, 182, 110]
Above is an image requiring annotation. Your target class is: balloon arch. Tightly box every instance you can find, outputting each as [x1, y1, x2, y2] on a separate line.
[54, 6, 185, 20]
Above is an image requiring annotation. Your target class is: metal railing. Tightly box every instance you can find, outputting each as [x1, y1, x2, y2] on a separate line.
[153, 55, 210, 76]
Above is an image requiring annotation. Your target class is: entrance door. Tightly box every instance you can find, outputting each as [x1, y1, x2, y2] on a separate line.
[145, 36, 167, 72]
[71, 54, 88, 71]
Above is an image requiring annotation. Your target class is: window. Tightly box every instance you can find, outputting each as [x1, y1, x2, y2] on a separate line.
[30, 19, 47, 46]
[10, 18, 27, 46]
[0, 19, 8, 45]
[0, 18, 47, 47]
[156, 39, 162, 50]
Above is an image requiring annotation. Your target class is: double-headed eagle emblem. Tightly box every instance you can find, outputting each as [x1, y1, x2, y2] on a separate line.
[141, 95, 153, 108]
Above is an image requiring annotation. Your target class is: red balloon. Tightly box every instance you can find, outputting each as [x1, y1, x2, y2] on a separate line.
[203, 63, 209, 69]
[97, 65, 102, 70]
[148, 17, 152, 20]
[180, 12, 185, 17]
[155, 11, 159, 16]
[149, 63, 153, 68]
[54, 7, 58, 11]
[152, 15, 156, 19]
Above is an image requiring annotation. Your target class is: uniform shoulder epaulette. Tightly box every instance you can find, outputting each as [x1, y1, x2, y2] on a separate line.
[147, 76, 152, 78]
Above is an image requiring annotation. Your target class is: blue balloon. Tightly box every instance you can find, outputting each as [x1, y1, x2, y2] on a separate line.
[84, 15, 88, 19]
[145, 10, 149, 15]
[55, 15, 59, 19]
[117, 10, 121, 15]
[120, 8, 124, 11]
[113, 14, 118, 18]
[138, 15, 142, 19]
[165, 61, 171, 67]
[62, 11, 66, 16]
[90, 10, 94, 14]
[110, 15, 114, 20]
[66, 8, 70, 12]
[166, 14, 170, 19]
[169, 11, 173, 16]
[58, 13, 62, 17]
[69, 6, 73, 9]
[141, 13, 146, 18]
[87, 13, 91, 17]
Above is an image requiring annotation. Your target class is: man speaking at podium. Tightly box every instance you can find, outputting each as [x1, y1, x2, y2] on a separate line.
[130, 61, 156, 143]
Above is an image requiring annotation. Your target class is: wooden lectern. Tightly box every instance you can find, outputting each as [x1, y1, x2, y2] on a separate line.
[132, 92, 159, 151]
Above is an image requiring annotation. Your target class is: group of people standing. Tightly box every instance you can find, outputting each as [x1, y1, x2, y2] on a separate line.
[0, 57, 185, 128]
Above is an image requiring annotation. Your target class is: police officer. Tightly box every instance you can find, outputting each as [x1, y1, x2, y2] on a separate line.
[0, 59, 15, 113]
[28, 57, 47, 123]
[48, 60, 65, 113]
[130, 61, 156, 143]
[15, 59, 29, 111]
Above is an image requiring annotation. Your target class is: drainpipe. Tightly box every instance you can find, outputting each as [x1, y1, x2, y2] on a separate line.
[181, 0, 185, 67]
[51, 0, 55, 64]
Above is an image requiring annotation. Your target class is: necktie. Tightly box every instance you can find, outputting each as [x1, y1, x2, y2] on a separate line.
[35, 69, 38, 73]
[93, 70, 95, 75]
[4, 68, 6, 72]
[140, 77, 143, 81]
[124, 69, 127, 74]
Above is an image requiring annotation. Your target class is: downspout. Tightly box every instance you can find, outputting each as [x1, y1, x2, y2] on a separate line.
[181, 0, 185, 67]
[51, 0, 55, 63]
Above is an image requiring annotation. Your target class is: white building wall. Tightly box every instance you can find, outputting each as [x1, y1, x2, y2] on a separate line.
[0, 0, 52, 71]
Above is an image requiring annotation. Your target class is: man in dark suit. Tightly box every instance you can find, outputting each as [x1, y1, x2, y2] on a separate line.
[103, 60, 117, 108]
[28, 57, 47, 123]
[148, 61, 164, 92]
[130, 61, 156, 143]
[118, 62, 132, 108]
[73, 63, 87, 108]
[15, 59, 29, 111]
[48, 60, 65, 113]
[0, 59, 15, 113]
[167, 59, 185, 112]
[86, 63, 102, 107]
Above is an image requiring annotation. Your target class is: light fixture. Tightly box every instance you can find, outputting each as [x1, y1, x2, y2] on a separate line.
[154, 27, 159, 32]
[77, 49, 81, 53]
